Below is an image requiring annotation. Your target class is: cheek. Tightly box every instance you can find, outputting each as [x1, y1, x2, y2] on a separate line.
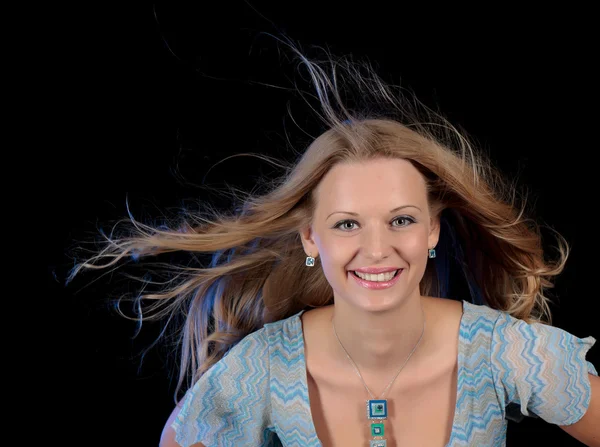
[398, 230, 429, 257]
[315, 237, 355, 280]
[317, 251, 348, 290]
[318, 239, 353, 269]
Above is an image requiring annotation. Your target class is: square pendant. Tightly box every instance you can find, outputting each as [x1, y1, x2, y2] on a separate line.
[369, 440, 387, 447]
[371, 422, 384, 437]
[366, 399, 388, 419]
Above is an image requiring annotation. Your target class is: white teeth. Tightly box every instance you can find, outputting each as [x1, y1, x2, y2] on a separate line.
[353, 270, 398, 282]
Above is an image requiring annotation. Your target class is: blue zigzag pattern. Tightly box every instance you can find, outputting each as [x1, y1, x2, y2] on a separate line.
[173, 301, 597, 447]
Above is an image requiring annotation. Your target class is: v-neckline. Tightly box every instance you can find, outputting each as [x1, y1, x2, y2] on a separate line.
[294, 300, 468, 447]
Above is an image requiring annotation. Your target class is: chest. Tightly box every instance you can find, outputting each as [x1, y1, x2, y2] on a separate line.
[305, 350, 458, 447]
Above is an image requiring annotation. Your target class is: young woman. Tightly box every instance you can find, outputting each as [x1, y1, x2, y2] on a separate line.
[70, 44, 598, 447]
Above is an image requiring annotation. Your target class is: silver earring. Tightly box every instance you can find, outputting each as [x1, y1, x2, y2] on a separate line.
[428, 248, 436, 258]
[305, 253, 315, 267]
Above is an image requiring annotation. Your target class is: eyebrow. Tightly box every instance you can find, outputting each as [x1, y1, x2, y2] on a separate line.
[327, 205, 422, 220]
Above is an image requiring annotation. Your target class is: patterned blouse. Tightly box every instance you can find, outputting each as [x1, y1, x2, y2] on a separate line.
[172, 300, 597, 446]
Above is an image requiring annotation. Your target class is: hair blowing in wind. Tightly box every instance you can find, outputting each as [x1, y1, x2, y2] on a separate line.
[66, 41, 568, 403]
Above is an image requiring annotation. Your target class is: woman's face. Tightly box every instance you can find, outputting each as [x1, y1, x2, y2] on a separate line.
[300, 157, 440, 311]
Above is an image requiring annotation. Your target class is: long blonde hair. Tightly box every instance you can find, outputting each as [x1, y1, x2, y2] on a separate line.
[67, 43, 568, 402]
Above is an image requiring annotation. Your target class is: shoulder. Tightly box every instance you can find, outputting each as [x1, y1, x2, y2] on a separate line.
[232, 325, 270, 352]
[421, 296, 463, 318]
[263, 308, 308, 348]
[422, 298, 507, 359]
[420, 297, 463, 340]
[489, 307, 598, 425]
[490, 309, 597, 372]
[167, 327, 274, 447]
[490, 307, 597, 355]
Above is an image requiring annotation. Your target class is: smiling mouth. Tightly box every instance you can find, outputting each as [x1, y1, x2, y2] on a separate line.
[350, 269, 401, 280]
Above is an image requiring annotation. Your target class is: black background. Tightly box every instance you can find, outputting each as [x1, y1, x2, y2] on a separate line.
[42, 2, 598, 446]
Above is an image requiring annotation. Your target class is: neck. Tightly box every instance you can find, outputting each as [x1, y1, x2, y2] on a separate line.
[328, 293, 427, 379]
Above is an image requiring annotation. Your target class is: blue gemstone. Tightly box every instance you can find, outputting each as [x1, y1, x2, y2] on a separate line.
[367, 399, 388, 419]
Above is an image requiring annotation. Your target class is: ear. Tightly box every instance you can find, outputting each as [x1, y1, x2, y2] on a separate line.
[428, 213, 441, 250]
[299, 224, 319, 258]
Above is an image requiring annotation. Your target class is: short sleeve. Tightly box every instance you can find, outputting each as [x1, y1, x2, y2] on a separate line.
[490, 311, 598, 426]
[171, 327, 274, 447]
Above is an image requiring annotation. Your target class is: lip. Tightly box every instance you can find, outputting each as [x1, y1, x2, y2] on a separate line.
[351, 267, 401, 274]
[349, 269, 402, 289]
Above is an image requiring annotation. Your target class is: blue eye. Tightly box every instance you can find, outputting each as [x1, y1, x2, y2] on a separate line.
[333, 216, 416, 231]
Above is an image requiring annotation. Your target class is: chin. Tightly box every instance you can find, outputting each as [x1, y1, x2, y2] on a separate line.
[348, 293, 408, 313]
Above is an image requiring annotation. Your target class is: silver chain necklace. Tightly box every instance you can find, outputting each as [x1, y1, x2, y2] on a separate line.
[331, 308, 426, 446]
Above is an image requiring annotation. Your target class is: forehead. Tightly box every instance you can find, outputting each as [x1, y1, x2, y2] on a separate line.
[314, 158, 427, 209]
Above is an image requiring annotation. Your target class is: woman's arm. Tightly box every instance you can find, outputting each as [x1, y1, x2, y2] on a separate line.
[559, 373, 600, 447]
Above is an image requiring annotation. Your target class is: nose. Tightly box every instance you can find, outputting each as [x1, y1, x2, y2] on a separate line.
[361, 224, 393, 260]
